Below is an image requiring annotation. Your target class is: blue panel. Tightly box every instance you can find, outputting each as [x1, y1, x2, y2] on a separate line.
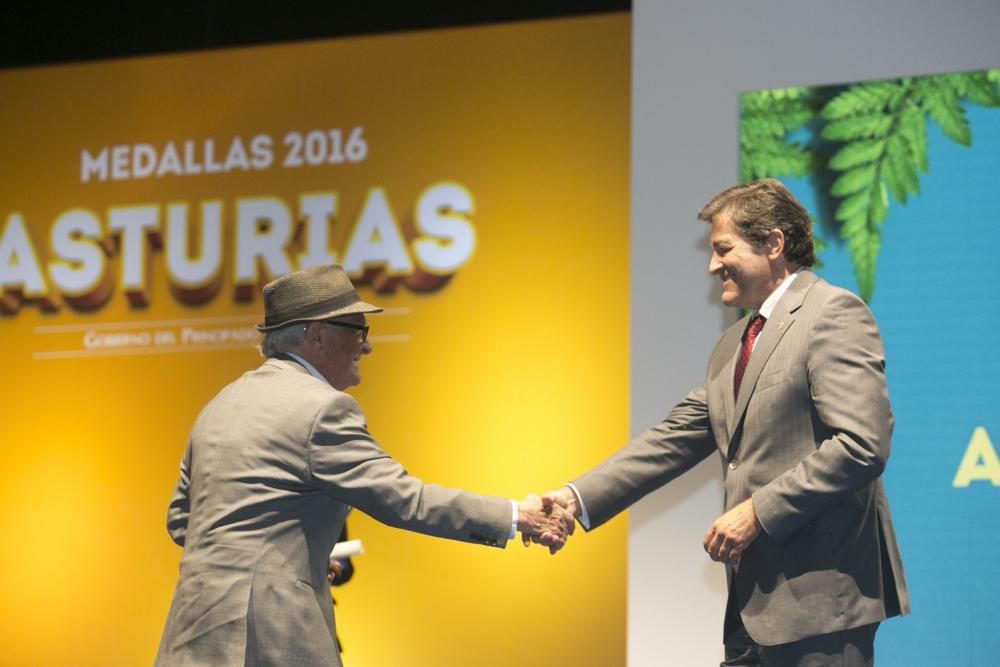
[782, 101, 1000, 665]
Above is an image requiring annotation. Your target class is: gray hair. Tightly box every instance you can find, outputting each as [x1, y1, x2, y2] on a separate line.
[259, 322, 307, 358]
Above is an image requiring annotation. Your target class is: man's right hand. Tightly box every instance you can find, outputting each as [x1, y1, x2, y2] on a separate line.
[541, 486, 582, 520]
[517, 494, 575, 554]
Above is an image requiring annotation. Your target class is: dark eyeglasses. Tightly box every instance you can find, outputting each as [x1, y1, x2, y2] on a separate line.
[323, 320, 369, 343]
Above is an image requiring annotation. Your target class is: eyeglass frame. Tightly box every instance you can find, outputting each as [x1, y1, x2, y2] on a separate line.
[321, 320, 369, 343]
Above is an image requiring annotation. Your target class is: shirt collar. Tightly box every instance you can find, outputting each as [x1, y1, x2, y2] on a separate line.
[757, 267, 803, 319]
[284, 352, 329, 386]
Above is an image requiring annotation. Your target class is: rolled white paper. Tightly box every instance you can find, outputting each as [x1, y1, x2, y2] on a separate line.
[329, 539, 364, 560]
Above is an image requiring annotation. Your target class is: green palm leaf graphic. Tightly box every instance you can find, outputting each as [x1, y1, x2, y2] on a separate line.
[739, 87, 817, 184]
[817, 70, 999, 302]
[739, 87, 826, 259]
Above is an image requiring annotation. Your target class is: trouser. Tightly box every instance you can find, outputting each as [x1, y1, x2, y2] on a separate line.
[722, 600, 877, 667]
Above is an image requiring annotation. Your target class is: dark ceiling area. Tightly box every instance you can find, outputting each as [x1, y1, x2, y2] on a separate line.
[0, 1, 630, 69]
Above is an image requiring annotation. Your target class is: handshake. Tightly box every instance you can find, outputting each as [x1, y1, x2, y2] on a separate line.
[516, 488, 762, 561]
[515, 487, 580, 555]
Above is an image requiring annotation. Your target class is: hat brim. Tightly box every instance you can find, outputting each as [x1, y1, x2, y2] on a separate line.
[256, 300, 383, 332]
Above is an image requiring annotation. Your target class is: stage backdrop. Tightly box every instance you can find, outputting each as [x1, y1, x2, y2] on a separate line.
[0, 14, 630, 666]
[741, 68, 1000, 665]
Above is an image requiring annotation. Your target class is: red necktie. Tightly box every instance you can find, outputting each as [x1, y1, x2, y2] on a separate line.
[734, 314, 766, 398]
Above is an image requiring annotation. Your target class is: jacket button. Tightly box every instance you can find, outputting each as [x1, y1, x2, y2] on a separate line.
[727, 460, 739, 470]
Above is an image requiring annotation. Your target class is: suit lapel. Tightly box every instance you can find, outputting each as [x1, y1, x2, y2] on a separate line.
[727, 271, 817, 458]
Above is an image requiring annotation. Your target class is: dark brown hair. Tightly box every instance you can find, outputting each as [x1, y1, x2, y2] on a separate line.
[697, 178, 816, 267]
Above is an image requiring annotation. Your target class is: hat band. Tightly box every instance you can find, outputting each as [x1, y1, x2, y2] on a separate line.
[266, 290, 360, 327]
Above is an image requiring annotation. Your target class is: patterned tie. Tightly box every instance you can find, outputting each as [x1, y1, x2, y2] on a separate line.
[733, 314, 766, 398]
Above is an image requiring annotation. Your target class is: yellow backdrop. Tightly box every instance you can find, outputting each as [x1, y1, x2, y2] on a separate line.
[0, 13, 630, 666]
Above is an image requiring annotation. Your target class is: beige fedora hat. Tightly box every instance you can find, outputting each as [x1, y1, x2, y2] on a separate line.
[256, 264, 382, 332]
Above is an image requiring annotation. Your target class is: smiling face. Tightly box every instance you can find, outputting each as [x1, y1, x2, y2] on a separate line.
[708, 212, 784, 311]
[305, 314, 371, 390]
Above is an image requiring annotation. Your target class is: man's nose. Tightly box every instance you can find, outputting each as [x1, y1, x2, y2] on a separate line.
[708, 254, 722, 274]
[360, 341, 372, 355]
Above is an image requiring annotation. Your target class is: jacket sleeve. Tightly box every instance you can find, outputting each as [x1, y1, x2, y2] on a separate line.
[306, 392, 514, 549]
[166, 441, 192, 547]
[571, 384, 717, 530]
[752, 290, 894, 543]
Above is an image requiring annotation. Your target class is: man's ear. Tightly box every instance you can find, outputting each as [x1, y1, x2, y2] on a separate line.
[304, 322, 321, 344]
[766, 228, 785, 260]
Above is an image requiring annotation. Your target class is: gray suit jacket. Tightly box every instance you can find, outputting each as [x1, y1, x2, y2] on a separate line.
[155, 357, 512, 666]
[573, 271, 909, 646]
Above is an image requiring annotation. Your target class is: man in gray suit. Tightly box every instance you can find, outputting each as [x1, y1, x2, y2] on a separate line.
[156, 264, 572, 667]
[545, 179, 908, 666]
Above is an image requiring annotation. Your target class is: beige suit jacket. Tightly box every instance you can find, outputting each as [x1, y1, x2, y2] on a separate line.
[155, 356, 512, 666]
[573, 271, 909, 645]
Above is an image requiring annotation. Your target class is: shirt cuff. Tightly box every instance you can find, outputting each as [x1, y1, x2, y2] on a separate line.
[565, 483, 592, 530]
[509, 499, 518, 541]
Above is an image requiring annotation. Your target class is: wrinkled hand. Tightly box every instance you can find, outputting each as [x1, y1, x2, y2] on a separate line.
[518, 494, 575, 554]
[702, 498, 761, 565]
[327, 559, 345, 585]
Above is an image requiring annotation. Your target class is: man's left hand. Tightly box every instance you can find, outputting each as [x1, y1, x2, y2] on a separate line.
[702, 498, 761, 564]
[327, 559, 345, 585]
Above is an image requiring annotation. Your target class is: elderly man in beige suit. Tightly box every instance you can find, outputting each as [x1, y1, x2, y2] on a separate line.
[155, 265, 573, 667]
[546, 179, 909, 666]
